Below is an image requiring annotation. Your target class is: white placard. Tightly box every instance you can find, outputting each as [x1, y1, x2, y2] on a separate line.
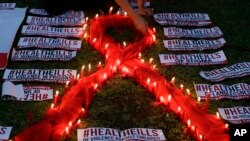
[21, 25, 84, 38]
[2, 81, 53, 101]
[3, 69, 77, 84]
[154, 13, 210, 21]
[18, 37, 82, 50]
[77, 128, 166, 141]
[163, 38, 226, 51]
[26, 16, 85, 26]
[11, 48, 77, 61]
[0, 8, 27, 70]
[194, 83, 250, 100]
[29, 9, 84, 18]
[218, 107, 250, 124]
[200, 62, 250, 82]
[163, 27, 223, 38]
[0, 3, 15, 9]
[159, 50, 227, 66]
[0, 126, 12, 140]
[155, 20, 212, 27]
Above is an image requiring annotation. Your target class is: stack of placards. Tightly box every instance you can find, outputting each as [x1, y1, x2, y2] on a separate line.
[11, 9, 85, 61]
[156, 13, 228, 66]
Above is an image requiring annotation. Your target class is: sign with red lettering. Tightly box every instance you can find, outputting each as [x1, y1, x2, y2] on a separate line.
[29, 9, 84, 18]
[26, 16, 85, 26]
[159, 50, 227, 66]
[11, 48, 77, 61]
[200, 62, 250, 81]
[0, 126, 12, 140]
[0, 3, 15, 9]
[18, 37, 82, 50]
[163, 38, 226, 51]
[2, 81, 53, 101]
[154, 13, 211, 26]
[218, 107, 250, 124]
[3, 69, 77, 84]
[77, 128, 166, 141]
[194, 83, 250, 100]
[164, 27, 223, 38]
[21, 25, 84, 38]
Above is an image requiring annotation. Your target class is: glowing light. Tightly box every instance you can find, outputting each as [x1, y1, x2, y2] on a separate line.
[216, 112, 220, 119]
[197, 97, 201, 103]
[191, 126, 195, 131]
[160, 96, 165, 102]
[77, 74, 80, 80]
[153, 27, 156, 33]
[83, 33, 88, 39]
[98, 61, 102, 66]
[123, 41, 127, 47]
[187, 119, 191, 127]
[141, 59, 145, 63]
[225, 124, 229, 129]
[186, 89, 190, 95]
[94, 83, 98, 90]
[146, 78, 150, 84]
[168, 95, 172, 102]
[77, 119, 81, 124]
[65, 126, 69, 134]
[138, 53, 141, 58]
[171, 77, 175, 83]
[88, 64, 91, 71]
[95, 14, 99, 18]
[105, 44, 109, 49]
[50, 103, 54, 109]
[178, 106, 181, 112]
[93, 38, 97, 43]
[149, 58, 153, 63]
[68, 121, 72, 127]
[180, 84, 184, 89]
[116, 10, 120, 15]
[82, 108, 85, 112]
[66, 81, 70, 86]
[83, 24, 87, 30]
[116, 59, 121, 65]
[153, 65, 156, 69]
[124, 12, 127, 16]
[122, 67, 129, 73]
[109, 7, 113, 13]
[153, 82, 157, 87]
[152, 35, 156, 41]
[103, 73, 107, 79]
[55, 90, 59, 97]
[82, 65, 85, 70]
[199, 134, 203, 140]
[85, 17, 89, 21]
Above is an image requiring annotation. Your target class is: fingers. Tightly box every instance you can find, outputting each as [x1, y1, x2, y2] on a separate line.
[138, 8, 153, 16]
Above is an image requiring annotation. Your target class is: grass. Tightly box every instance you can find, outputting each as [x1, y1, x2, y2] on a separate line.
[0, 0, 250, 140]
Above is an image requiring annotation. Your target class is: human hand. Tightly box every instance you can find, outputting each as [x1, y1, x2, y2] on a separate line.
[132, 15, 148, 34]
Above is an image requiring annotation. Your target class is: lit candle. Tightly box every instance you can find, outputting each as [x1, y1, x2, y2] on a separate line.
[146, 78, 150, 84]
[64, 81, 69, 93]
[88, 63, 92, 74]
[216, 112, 220, 119]
[68, 121, 72, 128]
[180, 84, 184, 90]
[149, 58, 153, 64]
[124, 11, 127, 16]
[109, 6, 113, 15]
[95, 14, 99, 18]
[81, 65, 85, 77]
[97, 61, 102, 69]
[53, 90, 59, 105]
[187, 119, 191, 127]
[76, 74, 80, 81]
[138, 53, 141, 59]
[50, 103, 54, 109]
[105, 43, 109, 50]
[186, 89, 190, 95]
[123, 41, 127, 47]
[197, 97, 201, 103]
[170, 77, 175, 86]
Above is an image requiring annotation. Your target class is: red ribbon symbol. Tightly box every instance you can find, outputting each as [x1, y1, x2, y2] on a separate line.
[14, 15, 229, 141]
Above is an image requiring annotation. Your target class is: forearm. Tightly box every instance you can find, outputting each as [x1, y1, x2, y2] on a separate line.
[115, 0, 140, 19]
[137, 0, 144, 9]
